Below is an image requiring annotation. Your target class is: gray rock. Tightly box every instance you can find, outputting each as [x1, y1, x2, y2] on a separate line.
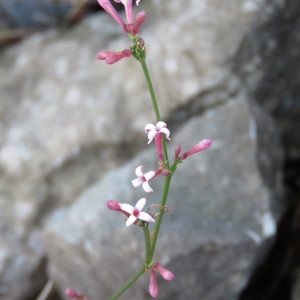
[44, 97, 283, 299]
[0, 0, 291, 298]
[231, 0, 300, 160]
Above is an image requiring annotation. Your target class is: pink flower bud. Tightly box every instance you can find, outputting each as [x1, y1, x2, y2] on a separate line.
[155, 263, 175, 281]
[174, 144, 181, 159]
[65, 288, 79, 298]
[97, 49, 131, 64]
[106, 200, 121, 211]
[181, 138, 212, 160]
[149, 269, 158, 298]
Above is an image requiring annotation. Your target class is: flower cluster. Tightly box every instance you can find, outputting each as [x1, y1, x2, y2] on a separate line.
[149, 263, 175, 298]
[96, 0, 146, 63]
[94, 1, 213, 298]
[106, 120, 211, 297]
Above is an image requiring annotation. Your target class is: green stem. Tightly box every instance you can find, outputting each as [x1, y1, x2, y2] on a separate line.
[143, 224, 152, 265]
[149, 174, 173, 258]
[139, 60, 161, 122]
[106, 266, 145, 300]
[139, 59, 169, 165]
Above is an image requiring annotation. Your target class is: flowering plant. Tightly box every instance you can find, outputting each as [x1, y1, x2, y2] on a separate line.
[66, 1, 211, 299]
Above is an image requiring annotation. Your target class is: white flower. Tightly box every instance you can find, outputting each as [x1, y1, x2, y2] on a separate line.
[120, 198, 155, 227]
[132, 166, 155, 192]
[145, 121, 170, 144]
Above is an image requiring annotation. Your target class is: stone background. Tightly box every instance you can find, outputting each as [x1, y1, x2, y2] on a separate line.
[0, 0, 300, 299]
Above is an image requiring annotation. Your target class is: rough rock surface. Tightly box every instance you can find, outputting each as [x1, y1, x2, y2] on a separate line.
[231, 0, 300, 161]
[44, 98, 283, 300]
[0, 0, 299, 299]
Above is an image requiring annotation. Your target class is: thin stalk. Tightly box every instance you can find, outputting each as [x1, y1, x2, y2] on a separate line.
[139, 60, 161, 122]
[149, 174, 173, 258]
[143, 224, 152, 265]
[106, 266, 145, 300]
[139, 59, 169, 165]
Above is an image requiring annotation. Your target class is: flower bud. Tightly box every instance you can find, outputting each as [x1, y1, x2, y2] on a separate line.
[174, 144, 181, 159]
[155, 263, 175, 281]
[181, 138, 212, 160]
[106, 200, 122, 211]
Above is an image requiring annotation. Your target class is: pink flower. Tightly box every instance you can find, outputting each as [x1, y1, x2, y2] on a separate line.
[149, 269, 158, 298]
[120, 198, 155, 227]
[180, 139, 212, 160]
[65, 288, 89, 300]
[106, 200, 122, 212]
[174, 144, 182, 159]
[148, 263, 174, 298]
[145, 122, 170, 161]
[132, 166, 155, 192]
[97, 0, 146, 34]
[153, 263, 175, 280]
[97, 49, 131, 64]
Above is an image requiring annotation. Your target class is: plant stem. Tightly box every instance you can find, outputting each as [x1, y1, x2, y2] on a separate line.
[139, 59, 169, 165]
[149, 174, 172, 258]
[139, 60, 161, 122]
[143, 224, 152, 265]
[106, 266, 145, 300]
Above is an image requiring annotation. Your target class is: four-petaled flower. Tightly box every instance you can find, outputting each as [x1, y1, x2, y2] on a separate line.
[120, 198, 155, 227]
[97, 0, 146, 35]
[145, 121, 170, 144]
[132, 166, 155, 192]
[145, 121, 170, 160]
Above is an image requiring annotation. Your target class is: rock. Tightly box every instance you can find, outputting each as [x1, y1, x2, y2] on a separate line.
[231, 0, 300, 161]
[0, 0, 292, 298]
[44, 97, 284, 299]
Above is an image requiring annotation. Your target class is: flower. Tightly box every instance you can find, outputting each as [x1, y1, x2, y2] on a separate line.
[180, 138, 212, 160]
[106, 200, 122, 212]
[153, 263, 175, 280]
[174, 144, 182, 159]
[148, 263, 174, 298]
[97, 0, 146, 34]
[149, 269, 158, 298]
[65, 288, 89, 300]
[145, 122, 170, 161]
[120, 198, 155, 227]
[145, 121, 170, 144]
[97, 49, 131, 64]
[132, 166, 155, 192]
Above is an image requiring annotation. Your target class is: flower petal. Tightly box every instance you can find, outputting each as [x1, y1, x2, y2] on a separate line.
[126, 214, 137, 226]
[135, 197, 146, 211]
[135, 165, 144, 177]
[156, 121, 167, 130]
[159, 128, 170, 140]
[142, 181, 153, 193]
[138, 211, 155, 223]
[145, 123, 156, 132]
[147, 130, 157, 144]
[144, 170, 155, 181]
[132, 177, 143, 187]
[119, 203, 134, 214]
